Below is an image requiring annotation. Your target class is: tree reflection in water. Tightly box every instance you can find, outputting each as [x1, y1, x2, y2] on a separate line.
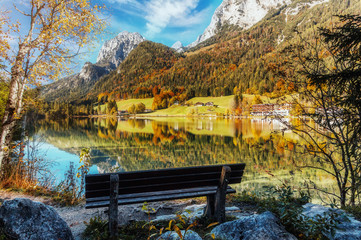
[33, 118, 336, 200]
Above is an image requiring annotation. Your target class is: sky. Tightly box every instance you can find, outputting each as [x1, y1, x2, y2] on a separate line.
[2, 0, 222, 67]
[98, 0, 221, 45]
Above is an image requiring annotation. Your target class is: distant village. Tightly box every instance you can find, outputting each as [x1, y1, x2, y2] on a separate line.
[250, 103, 293, 116]
[117, 102, 294, 117]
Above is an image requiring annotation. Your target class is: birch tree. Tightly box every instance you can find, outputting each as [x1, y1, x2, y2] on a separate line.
[0, 0, 105, 172]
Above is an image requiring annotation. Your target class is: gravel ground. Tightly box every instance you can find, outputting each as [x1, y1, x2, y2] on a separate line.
[55, 200, 198, 239]
[0, 190, 259, 239]
[0, 190, 202, 239]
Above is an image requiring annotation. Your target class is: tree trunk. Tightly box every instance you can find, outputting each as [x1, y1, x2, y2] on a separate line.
[0, 75, 25, 173]
[340, 188, 346, 208]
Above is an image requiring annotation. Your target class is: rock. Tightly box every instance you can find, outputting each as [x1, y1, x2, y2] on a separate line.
[302, 203, 361, 240]
[96, 31, 145, 68]
[226, 206, 241, 212]
[188, 0, 292, 48]
[211, 211, 297, 240]
[153, 204, 241, 222]
[153, 214, 177, 222]
[182, 204, 205, 220]
[0, 198, 74, 240]
[41, 31, 145, 102]
[157, 230, 202, 240]
[152, 204, 205, 223]
[171, 41, 185, 53]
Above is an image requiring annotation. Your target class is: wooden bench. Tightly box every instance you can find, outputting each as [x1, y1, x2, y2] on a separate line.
[85, 163, 246, 237]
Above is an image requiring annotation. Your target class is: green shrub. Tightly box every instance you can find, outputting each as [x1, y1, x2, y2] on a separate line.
[342, 205, 361, 221]
[234, 184, 342, 240]
[83, 216, 109, 240]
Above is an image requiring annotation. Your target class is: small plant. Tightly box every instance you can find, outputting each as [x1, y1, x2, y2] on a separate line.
[0, 228, 6, 240]
[83, 216, 109, 240]
[53, 162, 79, 206]
[141, 202, 159, 239]
[142, 202, 200, 240]
[297, 211, 341, 240]
[53, 148, 91, 206]
[342, 205, 361, 221]
[77, 148, 91, 194]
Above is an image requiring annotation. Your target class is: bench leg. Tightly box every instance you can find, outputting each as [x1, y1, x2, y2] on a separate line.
[109, 174, 119, 239]
[214, 166, 231, 223]
[204, 194, 215, 218]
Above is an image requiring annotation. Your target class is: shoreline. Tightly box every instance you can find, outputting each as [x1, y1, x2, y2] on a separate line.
[71, 114, 296, 120]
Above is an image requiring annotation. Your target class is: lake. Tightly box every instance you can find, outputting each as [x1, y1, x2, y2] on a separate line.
[29, 117, 337, 200]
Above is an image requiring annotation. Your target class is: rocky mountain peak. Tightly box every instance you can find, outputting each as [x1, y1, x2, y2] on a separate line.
[171, 41, 185, 53]
[96, 31, 146, 69]
[188, 0, 291, 48]
[42, 31, 146, 102]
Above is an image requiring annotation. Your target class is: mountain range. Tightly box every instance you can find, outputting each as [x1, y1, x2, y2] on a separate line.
[42, 0, 359, 104]
[41, 32, 145, 102]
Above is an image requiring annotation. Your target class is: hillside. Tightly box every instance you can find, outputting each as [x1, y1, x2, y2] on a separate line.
[42, 0, 360, 105]
[41, 32, 145, 103]
[88, 41, 182, 102]
[86, 0, 359, 103]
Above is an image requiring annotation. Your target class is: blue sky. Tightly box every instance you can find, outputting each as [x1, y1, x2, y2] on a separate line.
[2, 0, 222, 70]
[97, 0, 221, 46]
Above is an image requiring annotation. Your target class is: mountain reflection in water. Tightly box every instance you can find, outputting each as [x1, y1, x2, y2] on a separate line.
[31, 117, 337, 200]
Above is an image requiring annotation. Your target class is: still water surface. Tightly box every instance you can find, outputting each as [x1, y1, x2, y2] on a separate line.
[30, 117, 336, 198]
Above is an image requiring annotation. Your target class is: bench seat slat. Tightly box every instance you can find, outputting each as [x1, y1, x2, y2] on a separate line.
[85, 177, 243, 198]
[85, 187, 236, 209]
[85, 164, 246, 183]
[86, 186, 235, 203]
[85, 170, 244, 191]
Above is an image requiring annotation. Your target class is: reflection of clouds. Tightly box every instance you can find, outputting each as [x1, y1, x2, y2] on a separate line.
[96, 159, 125, 174]
[250, 118, 290, 132]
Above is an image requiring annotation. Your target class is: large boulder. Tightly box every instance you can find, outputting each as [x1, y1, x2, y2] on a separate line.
[0, 198, 74, 240]
[211, 211, 297, 240]
[157, 230, 202, 240]
[302, 203, 361, 240]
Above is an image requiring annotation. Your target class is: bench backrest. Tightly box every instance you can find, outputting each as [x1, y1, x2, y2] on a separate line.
[85, 163, 246, 199]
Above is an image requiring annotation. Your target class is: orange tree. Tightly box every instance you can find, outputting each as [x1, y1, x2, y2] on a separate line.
[0, 0, 106, 173]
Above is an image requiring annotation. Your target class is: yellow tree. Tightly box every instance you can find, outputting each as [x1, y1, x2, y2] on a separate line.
[0, 0, 106, 172]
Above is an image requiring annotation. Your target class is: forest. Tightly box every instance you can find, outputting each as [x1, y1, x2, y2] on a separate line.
[34, 0, 358, 118]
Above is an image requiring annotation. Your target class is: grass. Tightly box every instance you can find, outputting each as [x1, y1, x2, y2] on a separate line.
[141, 96, 235, 117]
[97, 94, 297, 117]
[116, 98, 154, 110]
[0, 184, 81, 207]
[97, 98, 154, 113]
[146, 105, 190, 116]
[189, 96, 234, 108]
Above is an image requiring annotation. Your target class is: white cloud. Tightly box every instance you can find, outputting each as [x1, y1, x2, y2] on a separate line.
[103, 0, 213, 41]
[144, 0, 201, 37]
[169, 6, 212, 27]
